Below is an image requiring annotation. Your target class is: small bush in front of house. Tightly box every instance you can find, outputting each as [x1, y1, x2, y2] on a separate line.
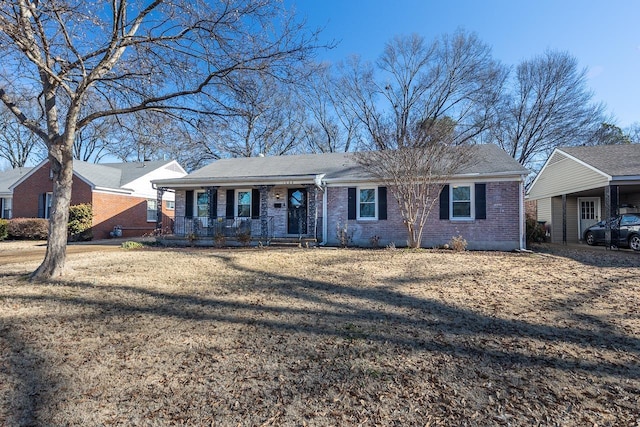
[336, 221, 353, 248]
[121, 241, 144, 250]
[213, 233, 226, 248]
[7, 218, 49, 240]
[68, 203, 93, 242]
[526, 216, 547, 244]
[0, 218, 8, 241]
[236, 230, 252, 247]
[448, 235, 468, 252]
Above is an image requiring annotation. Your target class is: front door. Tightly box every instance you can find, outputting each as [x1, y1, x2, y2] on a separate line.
[578, 197, 600, 240]
[287, 188, 307, 235]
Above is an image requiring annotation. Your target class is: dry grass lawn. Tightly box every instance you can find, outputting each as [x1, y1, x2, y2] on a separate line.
[1, 241, 639, 426]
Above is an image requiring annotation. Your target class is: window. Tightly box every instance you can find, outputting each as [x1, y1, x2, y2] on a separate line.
[621, 214, 640, 226]
[358, 188, 376, 219]
[166, 200, 175, 210]
[237, 190, 251, 217]
[0, 198, 10, 219]
[146, 199, 157, 222]
[196, 192, 208, 217]
[451, 185, 472, 219]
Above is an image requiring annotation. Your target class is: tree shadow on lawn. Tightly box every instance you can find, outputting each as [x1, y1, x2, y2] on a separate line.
[2, 253, 639, 424]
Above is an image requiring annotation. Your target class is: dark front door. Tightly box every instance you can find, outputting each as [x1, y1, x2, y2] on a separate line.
[287, 188, 307, 235]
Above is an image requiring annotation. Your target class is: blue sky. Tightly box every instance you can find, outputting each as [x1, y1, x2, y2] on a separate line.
[291, 0, 640, 128]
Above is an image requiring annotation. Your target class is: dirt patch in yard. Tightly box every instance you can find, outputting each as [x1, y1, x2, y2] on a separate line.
[0, 242, 638, 425]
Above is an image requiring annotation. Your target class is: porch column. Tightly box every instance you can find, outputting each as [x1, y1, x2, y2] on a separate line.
[562, 194, 567, 245]
[258, 185, 273, 239]
[156, 187, 166, 234]
[604, 184, 619, 248]
[305, 184, 318, 239]
[206, 186, 218, 237]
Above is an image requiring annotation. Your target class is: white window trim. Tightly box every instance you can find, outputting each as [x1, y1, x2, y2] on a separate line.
[166, 200, 175, 210]
[236, 189, 252, 218]
[450, 183, 475, 221]
[146, 199, 157, 222]
[357, 186, 378, 220]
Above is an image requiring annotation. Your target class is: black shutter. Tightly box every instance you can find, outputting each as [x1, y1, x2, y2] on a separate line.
[439, 185, 449, 220]
[185, 190, 194, 218]
[378, 186, 387, 220]
[347, 187, 356, 220]
[251, 188, 260, 219]
[475, 183, 486, 220]
[226, 189, 235, 219]
[0, 198, 3, 218]
[37, 193, 46, 218]
[208, 188, 217, 220]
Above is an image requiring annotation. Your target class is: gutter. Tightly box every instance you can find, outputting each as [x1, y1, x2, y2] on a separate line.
[519, 179, 526, 251]
[322, 181, 328, 245]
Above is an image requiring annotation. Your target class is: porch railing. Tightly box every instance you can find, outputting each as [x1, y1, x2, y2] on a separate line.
[173, 216, 274, 239]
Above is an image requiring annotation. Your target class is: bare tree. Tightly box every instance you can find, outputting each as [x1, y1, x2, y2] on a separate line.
[0, 0, 321, 279]
[355, 137, 475, 248]
[626, 122, 640, 144]
[0, 107, 45, 167]
[586, 122, 632, 146]
[341, 31, 506, 150]
[345, 30, 501, 247]
[298, 62, 363, 153]
[491, 50, 605, 171]
[214, 72, 306, 157]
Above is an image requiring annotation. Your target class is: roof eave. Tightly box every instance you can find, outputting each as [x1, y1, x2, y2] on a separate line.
[153, 174, 321, 188]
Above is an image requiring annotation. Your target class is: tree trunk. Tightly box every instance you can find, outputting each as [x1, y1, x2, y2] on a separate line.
[30, 153, 73, 280]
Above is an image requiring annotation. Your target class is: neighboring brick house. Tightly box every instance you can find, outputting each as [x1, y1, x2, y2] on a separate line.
[153, 144, 529, 250]
[1, 166, 34, 219]
[9, 159, 187, 239]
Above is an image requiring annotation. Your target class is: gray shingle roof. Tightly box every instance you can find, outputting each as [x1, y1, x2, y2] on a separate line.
[560, 145, 640, 177]
[0, 167, 34, 195]
[73, 160, 174, 189]
[181, 144, 527, 184]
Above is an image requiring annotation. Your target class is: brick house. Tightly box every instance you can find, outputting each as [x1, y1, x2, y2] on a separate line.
[9, 159, 187, 239]
[1, 166, 33, 219]
[153, 144, 529, 250]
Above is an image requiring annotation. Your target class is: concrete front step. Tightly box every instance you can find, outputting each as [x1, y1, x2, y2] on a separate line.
[269, 237, 317, 247]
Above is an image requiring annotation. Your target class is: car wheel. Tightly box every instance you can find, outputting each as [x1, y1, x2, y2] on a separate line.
[585, 231, 596, 246]
[629, 234, 640, 251]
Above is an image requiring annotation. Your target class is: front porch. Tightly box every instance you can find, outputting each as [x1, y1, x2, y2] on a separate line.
[161, 214, 324, 246]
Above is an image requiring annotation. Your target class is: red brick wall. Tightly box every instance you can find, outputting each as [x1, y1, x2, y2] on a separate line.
[12, 165, 92, 218]
[325, 181, 522, 250]
[91, 192, 174, 239]
[12, 163, 173, 239]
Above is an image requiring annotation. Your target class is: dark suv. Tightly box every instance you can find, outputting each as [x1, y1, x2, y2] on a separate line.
[584, 213, 640, 251]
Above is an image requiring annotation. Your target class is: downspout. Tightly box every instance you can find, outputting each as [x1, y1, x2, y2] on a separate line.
[322, 184, 328, 245]
[519, 179, 526, 250]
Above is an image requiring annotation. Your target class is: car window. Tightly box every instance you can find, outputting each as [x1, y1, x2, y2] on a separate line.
[621, 214, 640, 226]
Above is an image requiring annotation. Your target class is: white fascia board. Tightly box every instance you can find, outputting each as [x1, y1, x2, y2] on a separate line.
[153, 175, 319, 188]
[324, 173, 526, 187]
[93, 186, 134, 195]
[610, 175, 640, 182]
